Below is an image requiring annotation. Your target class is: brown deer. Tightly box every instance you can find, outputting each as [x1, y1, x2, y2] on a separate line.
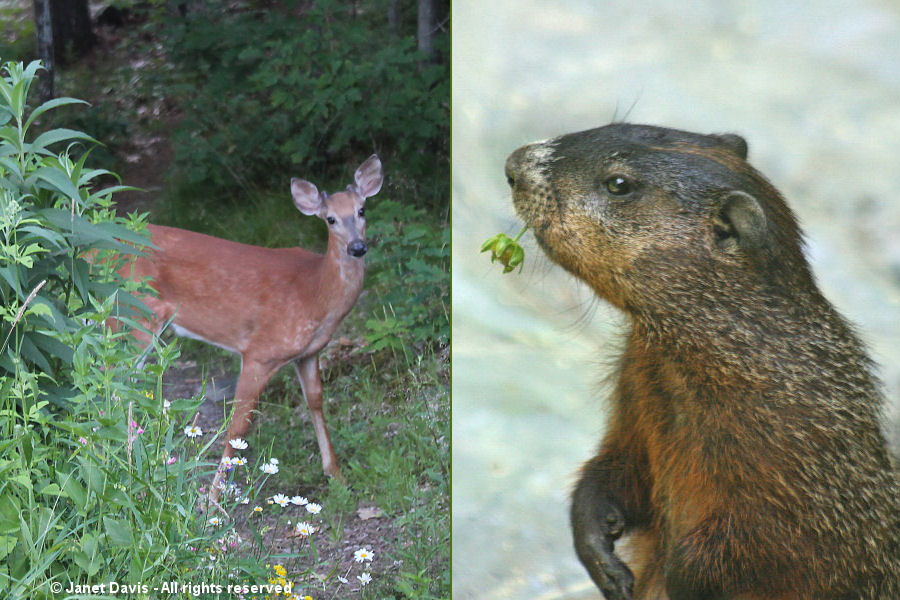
[123, 155, 383, 500]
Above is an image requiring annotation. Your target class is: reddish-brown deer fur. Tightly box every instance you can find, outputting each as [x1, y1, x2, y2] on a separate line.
[124, 155, 383, 498]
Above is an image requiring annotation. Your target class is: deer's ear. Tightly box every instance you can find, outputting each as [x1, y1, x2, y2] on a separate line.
[354, 155, 383, 199]
[291, 178, 321, 215]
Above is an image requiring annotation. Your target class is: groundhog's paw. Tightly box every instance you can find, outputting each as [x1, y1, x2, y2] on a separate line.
[574, 527, 633, 599]
[581, 545, 634, 600]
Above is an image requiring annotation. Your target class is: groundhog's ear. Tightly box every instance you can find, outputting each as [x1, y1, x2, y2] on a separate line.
[712, 191, 767, 253]
[711, 133, 748, 160]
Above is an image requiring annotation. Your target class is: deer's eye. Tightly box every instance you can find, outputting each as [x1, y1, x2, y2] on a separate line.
[327, 216, 336, 225]
[358, 208, 365, 218]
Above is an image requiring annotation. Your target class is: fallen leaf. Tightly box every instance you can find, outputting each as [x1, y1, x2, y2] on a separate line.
[357, 506, 384, 520]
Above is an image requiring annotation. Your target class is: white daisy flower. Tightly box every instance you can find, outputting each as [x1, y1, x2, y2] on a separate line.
[229, 438, 249, 450]
[183, 425, 202, 438]
[290, 495, 308, 506]
[305, 502, 322, 515]
[295, 521, 316, 536]
[260, 462, 279, 475]
[353, 547, 374, 563]
[272, 494, 290, 507]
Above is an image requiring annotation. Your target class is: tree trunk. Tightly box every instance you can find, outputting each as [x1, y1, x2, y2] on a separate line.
[388, 0, 400, 36]
[48, 0, 94, 65]
[418, 0, 436, 66]
[33, 0, 55, 102]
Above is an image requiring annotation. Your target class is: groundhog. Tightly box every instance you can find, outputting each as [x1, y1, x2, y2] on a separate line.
[505, 123, 900, 600]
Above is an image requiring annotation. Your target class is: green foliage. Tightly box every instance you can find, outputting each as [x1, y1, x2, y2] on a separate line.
[365, 198, 450, 359]
[0, 58, 212, 599]
[1, 341, 217, 599]
[0, 59, 144, 400]
[164, 0, 449, 210]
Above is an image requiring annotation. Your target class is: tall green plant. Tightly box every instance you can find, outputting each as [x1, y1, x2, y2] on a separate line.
[0, 60, 171, 598]
[0, 59, 146, 402]
[0, 60, 249, 600]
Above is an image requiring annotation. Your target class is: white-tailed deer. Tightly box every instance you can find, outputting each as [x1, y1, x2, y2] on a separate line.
[124, 155, 383, 498]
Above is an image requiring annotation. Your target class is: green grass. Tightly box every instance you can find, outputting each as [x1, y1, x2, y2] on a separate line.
[254, 350, 450, 596]
[155, 184, 324, 249]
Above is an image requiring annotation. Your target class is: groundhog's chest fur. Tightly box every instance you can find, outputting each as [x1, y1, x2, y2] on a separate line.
[506, 123, 900, 600]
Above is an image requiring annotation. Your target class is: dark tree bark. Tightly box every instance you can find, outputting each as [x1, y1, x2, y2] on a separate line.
[388, 0, 400, 36]
[46, 0, 94, 65]
[417, 0, 436, 64]
[33, 0, 54, 102]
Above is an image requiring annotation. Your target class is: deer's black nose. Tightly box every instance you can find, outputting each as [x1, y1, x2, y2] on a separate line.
[348, 240, 368, 257]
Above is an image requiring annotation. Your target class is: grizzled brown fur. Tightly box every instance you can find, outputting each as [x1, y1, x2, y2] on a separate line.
[506, 124, 900, 600]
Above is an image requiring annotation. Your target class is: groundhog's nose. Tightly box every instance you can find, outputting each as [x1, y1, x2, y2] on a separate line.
[506, 141, 553, 191]
[504, 154, 519, 189]
[505, 145, 535, 189]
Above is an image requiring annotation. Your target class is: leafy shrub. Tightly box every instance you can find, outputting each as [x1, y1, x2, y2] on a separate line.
[0, 59, 242, 600]
[164, 0, 449, 210]
[365, 198, 449, 359]
[0, 58, 197, 598]
[0, 60, 144, 399]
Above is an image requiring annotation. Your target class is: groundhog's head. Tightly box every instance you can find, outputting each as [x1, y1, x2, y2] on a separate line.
[505, 123, 813, 316]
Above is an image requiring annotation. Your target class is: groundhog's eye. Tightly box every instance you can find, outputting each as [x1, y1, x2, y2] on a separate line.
[604, 175, 633, 196]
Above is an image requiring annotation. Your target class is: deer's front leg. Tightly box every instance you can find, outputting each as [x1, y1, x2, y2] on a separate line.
[211, 358, 276, 499]
[294, 355, 342, 481]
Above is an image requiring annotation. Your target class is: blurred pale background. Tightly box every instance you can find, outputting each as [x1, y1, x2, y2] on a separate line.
[451, 1, 900, 598]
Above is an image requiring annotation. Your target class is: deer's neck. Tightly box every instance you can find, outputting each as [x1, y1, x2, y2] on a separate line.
[320, 235, 365, 313]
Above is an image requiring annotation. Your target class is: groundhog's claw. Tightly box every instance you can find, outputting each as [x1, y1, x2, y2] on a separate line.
[593, 553, 634, 599]
[573, 503, 634, 600]
[576, 537, 634, 600]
